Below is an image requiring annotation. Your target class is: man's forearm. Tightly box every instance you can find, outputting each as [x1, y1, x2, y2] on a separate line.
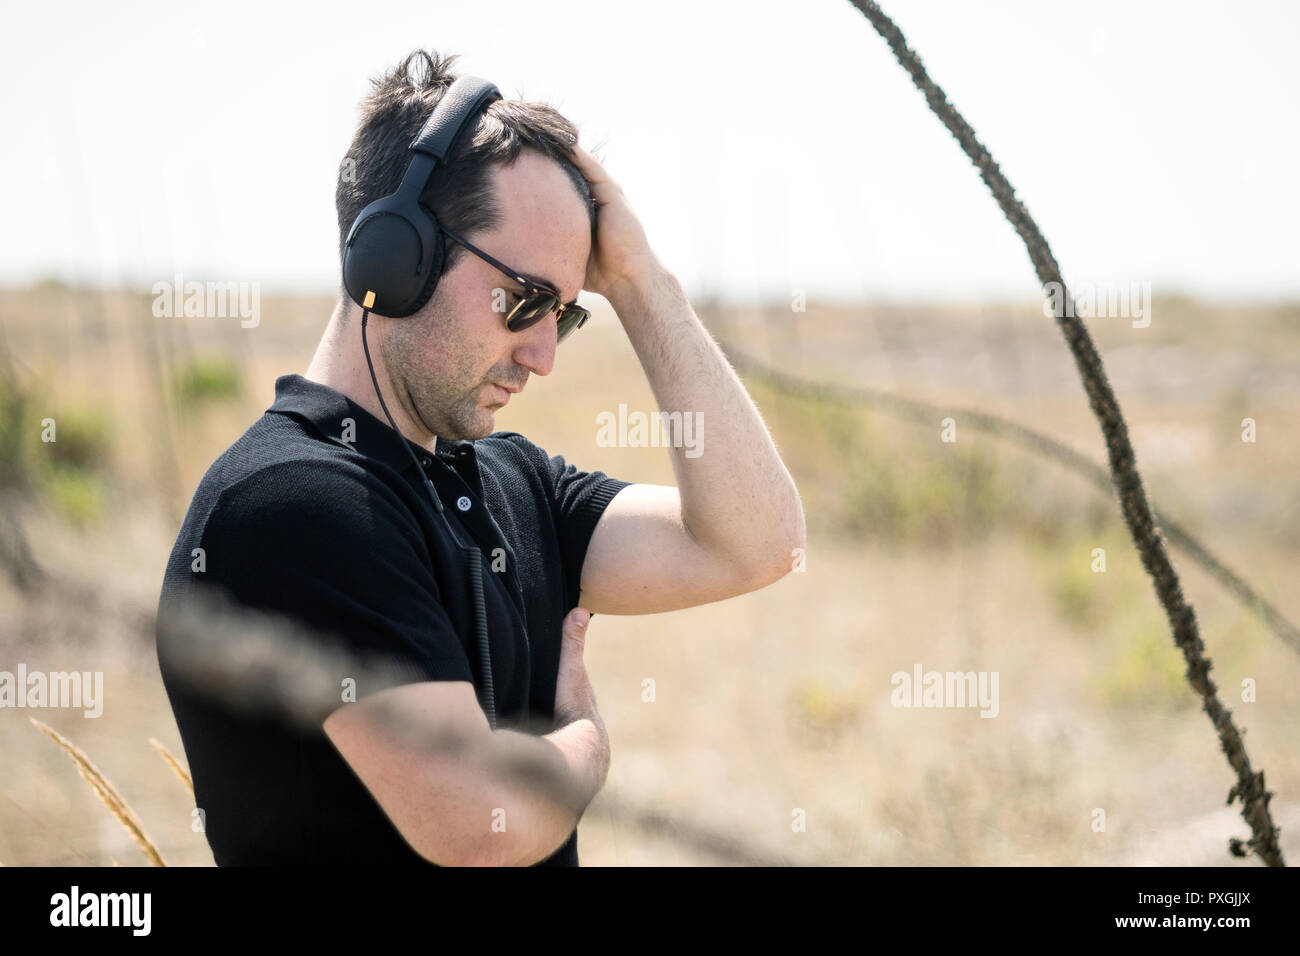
[470, 716, 609, 866]
[605, 265, 807, 576]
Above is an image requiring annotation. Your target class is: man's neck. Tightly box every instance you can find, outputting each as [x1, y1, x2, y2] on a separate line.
[305, 301, 438, 455]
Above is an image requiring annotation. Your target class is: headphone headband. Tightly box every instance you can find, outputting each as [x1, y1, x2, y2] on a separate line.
[342, 74, 503, 317]
[410, 78, 502, 161]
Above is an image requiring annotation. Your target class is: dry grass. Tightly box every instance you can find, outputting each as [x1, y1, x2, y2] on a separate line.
[148, 737, 194, 798]
[30, 718, 167, 866]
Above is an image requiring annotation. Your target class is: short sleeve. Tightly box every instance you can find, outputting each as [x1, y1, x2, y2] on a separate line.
[184, 459, 475, 700]
[545, 452, 634, 585]
[493, 432, 634, 606]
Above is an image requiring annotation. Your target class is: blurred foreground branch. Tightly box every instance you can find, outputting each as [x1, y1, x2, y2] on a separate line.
[156, 588, 818, 865]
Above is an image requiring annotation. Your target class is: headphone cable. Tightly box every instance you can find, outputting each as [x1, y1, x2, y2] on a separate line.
[359, 307, 498, 729]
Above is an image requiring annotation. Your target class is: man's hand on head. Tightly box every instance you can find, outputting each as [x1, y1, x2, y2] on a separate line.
[568, 144, 663, 302]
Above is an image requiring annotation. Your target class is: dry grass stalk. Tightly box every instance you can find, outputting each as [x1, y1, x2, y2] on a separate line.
[31, 718, 167, 867]
[148, 737, 194, 798]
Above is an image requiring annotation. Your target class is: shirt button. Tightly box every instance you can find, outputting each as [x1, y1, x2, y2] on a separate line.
[456, 496, 472, 512]
[420, 456, 433, 469]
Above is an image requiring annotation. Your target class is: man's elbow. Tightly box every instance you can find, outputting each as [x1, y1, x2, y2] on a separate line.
[414, 826, 516, 867]
[754, 550, 802, 590]
[745, 522, 808, 590]
[447, 840, 506, 867]
[413, 835, 478, 868]
[427, 795, 566, 867]
[451, 829, 557, 868]
[404, 790, 517, 867]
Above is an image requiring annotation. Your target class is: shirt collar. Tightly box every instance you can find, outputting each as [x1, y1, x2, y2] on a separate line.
[266, 373, 477, 478]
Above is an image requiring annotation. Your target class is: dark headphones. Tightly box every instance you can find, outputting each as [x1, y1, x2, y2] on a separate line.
[342, 75, 502, 318]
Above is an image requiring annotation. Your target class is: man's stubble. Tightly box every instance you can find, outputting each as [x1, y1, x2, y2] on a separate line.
[381, 293, 490, 443]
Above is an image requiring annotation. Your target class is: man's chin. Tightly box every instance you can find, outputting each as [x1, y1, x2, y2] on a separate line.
[452, 406, 497, 441]
[424, 402, 492, 442]
[474, 408, 499, 438]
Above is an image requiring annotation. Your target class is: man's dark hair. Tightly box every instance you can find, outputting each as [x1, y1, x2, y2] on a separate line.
[335, 49, 596, 317]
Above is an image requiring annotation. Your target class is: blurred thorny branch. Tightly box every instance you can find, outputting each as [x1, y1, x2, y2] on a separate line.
[847, 0, 1282, 865]
[154, 588, 813, 866]
[11, 574, 810, 866]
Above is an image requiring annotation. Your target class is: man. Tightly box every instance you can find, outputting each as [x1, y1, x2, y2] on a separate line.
[155, 49, 805, 867]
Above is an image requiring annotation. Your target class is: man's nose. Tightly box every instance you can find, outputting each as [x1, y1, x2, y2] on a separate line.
[512, 313, 558, 377]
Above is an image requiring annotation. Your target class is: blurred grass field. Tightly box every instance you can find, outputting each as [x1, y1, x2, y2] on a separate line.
[1, 284, 1298, 865]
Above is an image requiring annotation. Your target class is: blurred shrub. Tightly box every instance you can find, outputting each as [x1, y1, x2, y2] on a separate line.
[44, 467, 107, 529]
[1042, 541, 1104, 627]
[0, 372, 31, 490]
[0, 389, 117, 527]
[42, 404, 112, 472]
[39, 404, 113, 527]
[174, 356, 242, 407]
[1090, 618, 1192, 711]
[781, 393, 1014, 544]
[0, 374, 113, 528]
[1054, 562, 1094, 624]
[32, 275, 72, 292]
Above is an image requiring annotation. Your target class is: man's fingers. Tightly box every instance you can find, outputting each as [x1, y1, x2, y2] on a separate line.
[562, 607, 591, 646]
[570, 143, 605, 177]
[570, 144, 617, 195]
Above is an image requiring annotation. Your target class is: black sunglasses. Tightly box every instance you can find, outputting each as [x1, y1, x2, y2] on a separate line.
[440, 225, 591, 343]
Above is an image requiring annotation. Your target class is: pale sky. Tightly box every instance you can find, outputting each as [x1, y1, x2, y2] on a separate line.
[2, 0, 1297, 304]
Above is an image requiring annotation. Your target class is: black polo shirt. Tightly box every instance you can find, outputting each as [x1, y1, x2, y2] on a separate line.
[155, 373, 633, 866]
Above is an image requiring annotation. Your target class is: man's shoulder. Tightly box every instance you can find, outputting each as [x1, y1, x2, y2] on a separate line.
[213, 458, 366, 511]
[477, 430, 588, 478]
[477, 429, 545, 461]
[189, 416, 397, 535]
[205, 456, 399, 533]
[163, 423, 432, 600]
[473, 430, 555, 481]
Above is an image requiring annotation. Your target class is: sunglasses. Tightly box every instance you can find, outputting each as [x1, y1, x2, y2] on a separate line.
[440, 225, 591, 343]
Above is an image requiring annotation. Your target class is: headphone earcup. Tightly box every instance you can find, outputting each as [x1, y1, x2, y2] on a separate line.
[402, 206, 446, 317]
[343, 195, 439, 317]
[342, 75, 501, 320]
